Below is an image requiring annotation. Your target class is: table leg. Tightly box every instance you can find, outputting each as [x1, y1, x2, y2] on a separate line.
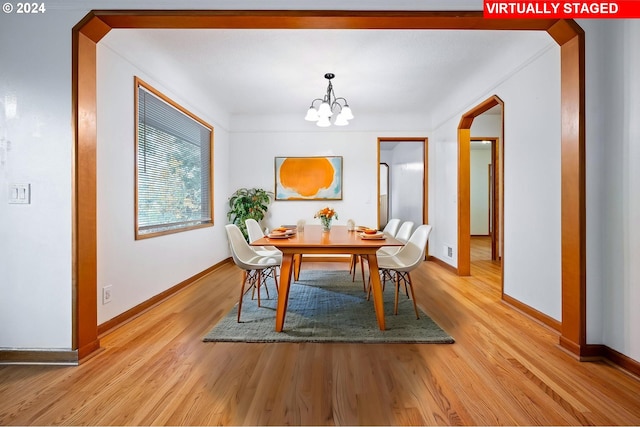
[366, 254, 386, 331]
[275, 253, 295, 332]
[293, 254, 302, 281]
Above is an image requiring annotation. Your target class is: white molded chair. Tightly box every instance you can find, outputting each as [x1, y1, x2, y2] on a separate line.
[245, 218, 282, 258]
[377, 221, 414, 257]
[351, 218, 404, 287]
[225, 224, 281, 322]
[382, 218, 402, 238]
[372, 224, 433, 319]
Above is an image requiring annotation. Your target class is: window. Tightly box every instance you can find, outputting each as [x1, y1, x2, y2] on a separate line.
[135, 77, 213, 239]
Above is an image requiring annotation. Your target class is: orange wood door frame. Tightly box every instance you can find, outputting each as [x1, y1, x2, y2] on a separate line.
[459, 96, 504, 277]
[72, 11, 585, 359]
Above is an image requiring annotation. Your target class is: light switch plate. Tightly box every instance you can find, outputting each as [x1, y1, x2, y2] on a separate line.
[8, 183, 31, 204]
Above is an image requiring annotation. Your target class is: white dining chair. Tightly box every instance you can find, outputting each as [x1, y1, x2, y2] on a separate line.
[245, 218, 283, 258]
[372, 224, 433, 319]
[225, 224, 281, 322]
[378, 221, 414, 257]
[382, 218, 402, 238]
[351, 218, 403, 287]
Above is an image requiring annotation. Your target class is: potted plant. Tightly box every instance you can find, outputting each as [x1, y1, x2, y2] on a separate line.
[227, 187, 274, 240]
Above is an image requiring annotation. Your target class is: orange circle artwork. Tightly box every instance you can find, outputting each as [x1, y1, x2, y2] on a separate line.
[279, 158, 335, 198]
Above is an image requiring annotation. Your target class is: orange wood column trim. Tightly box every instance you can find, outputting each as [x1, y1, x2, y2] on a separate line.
[73, 30, 100, 359]
[457, 128, 471, 276]
[559, 32, 586, 355]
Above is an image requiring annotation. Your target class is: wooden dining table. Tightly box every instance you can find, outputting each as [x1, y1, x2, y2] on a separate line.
[250, 224, 404, 332]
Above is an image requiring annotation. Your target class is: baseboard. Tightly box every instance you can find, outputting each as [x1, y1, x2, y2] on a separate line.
[97, 259, 232, 337]
[427, 255, 457, 273]
[603, 346, 640, 379]
[0, 349, 78, 365]
[78, 339, 101, 361]
[558, 342, 640, 378]
[502, 294, 562, 332]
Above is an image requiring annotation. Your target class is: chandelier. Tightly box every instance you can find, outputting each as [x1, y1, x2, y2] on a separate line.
[304, 73, 354, 127]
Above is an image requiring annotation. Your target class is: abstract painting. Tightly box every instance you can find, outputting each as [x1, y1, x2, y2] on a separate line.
[275, 156, 343, 200]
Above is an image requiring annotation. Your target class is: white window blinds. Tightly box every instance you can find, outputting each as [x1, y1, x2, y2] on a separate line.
[135, 81, 213, 238]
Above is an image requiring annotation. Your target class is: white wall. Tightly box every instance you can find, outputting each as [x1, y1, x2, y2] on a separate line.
[470, 147, 491, 235]
[228, 119, 428, 230]
[471, 114, 502, 138]
[0, 10, 84, 348]
[626, 20, 640, 360]
[580, 19, 640, 360]
[430, 45, 563, 321]
[96, 43, 231, 324]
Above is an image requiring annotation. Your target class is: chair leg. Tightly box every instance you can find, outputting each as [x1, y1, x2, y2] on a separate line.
[394, 273, 400, 315]
[250, 269, 257, 300]
[273, 266, 280, 293]
[350, 255, 359, 281]
[405, 272, 420, 319]
[237, 270, 248, 322]
[256, 270, 262, 307]
[262, 269, 271, 299]
[359, 256, 366, 291]
[382, 270, 393, 292]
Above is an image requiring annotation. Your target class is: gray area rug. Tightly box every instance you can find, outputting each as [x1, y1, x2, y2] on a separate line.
[203, 270, 454, 344]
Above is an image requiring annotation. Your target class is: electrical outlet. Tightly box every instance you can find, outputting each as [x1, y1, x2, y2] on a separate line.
[102, 285, 112, 304]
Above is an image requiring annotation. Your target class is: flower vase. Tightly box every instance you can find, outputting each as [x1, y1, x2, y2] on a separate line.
[321, 217, 332, 232]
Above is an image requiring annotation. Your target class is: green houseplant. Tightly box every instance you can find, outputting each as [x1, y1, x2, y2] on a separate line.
[227, 188, 274, 240]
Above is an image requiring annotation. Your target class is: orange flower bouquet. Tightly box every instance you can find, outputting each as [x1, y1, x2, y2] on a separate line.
[314, 206, 338, 231]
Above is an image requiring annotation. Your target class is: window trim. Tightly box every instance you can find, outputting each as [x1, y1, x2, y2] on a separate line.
[134, 76, 214, 240]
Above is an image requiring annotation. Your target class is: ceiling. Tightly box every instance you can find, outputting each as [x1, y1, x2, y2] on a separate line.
[101, 28, 554, 121]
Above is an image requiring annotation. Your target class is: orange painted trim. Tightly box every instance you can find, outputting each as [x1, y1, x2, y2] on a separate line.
[73, 30, 99, 358]
[559, 32, 586, 354]
[427, 256, 458, 274]
[502, 294, 562, 332]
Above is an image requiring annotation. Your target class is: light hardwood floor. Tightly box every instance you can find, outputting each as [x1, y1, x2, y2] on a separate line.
[1, 259, 639, 425]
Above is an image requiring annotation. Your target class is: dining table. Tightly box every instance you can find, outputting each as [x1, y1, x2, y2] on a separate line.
[250, 224, 404, 332]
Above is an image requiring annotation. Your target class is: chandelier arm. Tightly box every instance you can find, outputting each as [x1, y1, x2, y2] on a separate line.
[309, 98, 324, 108]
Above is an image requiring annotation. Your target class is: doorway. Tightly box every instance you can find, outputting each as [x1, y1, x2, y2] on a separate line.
[470, 137, 499, 262]
[458, 96, 504, 277]
[72, 11, 586, 360]
[469, 135, 503, 294]
[377, 137, 428, 230]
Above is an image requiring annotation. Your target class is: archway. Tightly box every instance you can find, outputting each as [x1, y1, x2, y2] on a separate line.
[458, 96, 504, 276]
[72, 11, 585, 359]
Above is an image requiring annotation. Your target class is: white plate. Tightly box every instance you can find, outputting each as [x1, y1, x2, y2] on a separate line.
[267, 233, 290, 239]
[359, 232, 385, 240]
